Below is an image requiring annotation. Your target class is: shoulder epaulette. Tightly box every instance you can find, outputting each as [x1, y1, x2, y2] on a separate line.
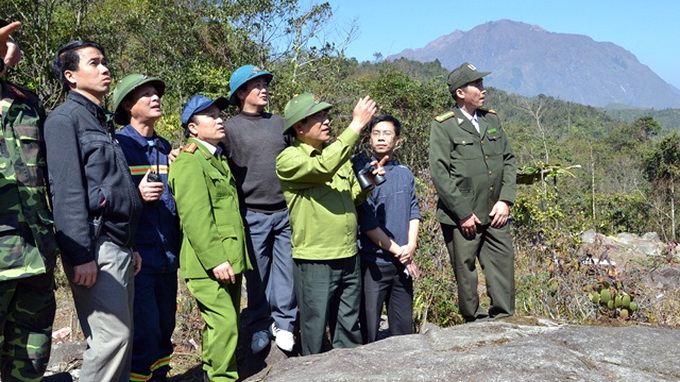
[183, 143, 198, 153]
[434, 110, 455, 123]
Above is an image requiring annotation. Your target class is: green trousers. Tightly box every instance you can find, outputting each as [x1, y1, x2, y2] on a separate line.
[442, 223, 515, 322]
[0, 272, 55, 382]
[294, 256, 362, 355]
[186, 276, 241, 382]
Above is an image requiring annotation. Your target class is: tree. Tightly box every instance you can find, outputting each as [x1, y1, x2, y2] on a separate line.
[643, 132, 680, 240]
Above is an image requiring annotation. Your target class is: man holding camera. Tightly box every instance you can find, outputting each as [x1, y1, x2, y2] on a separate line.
[111, 74, 179, 382]
[429, 62, 516, 323]
[275, 93, 384, 355]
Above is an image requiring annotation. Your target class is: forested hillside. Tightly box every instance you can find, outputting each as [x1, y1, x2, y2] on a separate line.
[5, 0, 679, 331]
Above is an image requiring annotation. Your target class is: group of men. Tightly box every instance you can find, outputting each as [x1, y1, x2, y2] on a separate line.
[1, 18, 517, 382]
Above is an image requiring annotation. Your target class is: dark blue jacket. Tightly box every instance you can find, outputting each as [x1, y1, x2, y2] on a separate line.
[357, 158, 421, 263]
[45, 92, 143, 266]
[116, 125, 178, 274]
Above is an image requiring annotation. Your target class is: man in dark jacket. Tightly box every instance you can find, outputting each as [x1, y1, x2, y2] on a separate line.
[429, 62, 517, 323]
[111, 74, 179, 382]
[44, 40, 143, 382]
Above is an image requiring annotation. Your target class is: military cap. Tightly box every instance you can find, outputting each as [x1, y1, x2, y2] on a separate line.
[228, 64, 273, 105]
[447, 62, 490, 93]
[283, 93, 333, 134]
[111, 74, 165, 125]
[180, 95, 229, 126]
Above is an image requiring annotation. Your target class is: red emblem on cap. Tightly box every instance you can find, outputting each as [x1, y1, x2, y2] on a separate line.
[467, 64, 477, 71]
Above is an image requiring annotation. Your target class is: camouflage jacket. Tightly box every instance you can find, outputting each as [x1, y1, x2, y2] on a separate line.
[0, 79, 58, 281]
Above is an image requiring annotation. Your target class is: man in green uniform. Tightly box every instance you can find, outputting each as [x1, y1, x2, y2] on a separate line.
[276, 93, 382, 355]
[169, 95, 251, 381]
[429, 62, 517, 322]
[0, 19, 59, 381]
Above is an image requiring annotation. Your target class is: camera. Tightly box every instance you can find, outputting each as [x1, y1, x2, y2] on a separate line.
[350, 152, 386, 190]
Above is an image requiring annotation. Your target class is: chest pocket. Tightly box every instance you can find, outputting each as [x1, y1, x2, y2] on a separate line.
[208, 171, 231, 199]
[452, 137, 480, 160]
[14, 124, 46, 186]
[484, 133, 505, 156]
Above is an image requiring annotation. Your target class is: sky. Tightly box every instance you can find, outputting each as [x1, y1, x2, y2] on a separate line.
[326, 0, 680, 90]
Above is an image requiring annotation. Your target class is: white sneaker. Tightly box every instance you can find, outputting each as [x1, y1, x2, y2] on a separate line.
[271, 323, 295, 352]
[251, 330, 270, 353]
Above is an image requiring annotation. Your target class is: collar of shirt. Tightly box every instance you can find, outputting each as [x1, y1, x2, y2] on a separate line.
[457, 105, 480, 132]
[195, 138, 220, 155]
[119, 124, 159, 149]
[370, 155, 398, 170]
[67, 91, 110, 124]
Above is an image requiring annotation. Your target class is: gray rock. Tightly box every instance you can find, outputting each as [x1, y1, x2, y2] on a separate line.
[616, 232, 638, 245]
[247, 318, 680, 382]
[580, 229, 597, 244]
[642, 232, 660, 241]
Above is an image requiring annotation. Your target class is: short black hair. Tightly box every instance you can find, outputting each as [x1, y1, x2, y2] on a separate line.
[52, 40, 105, 93]
[368, 114, 402, 136]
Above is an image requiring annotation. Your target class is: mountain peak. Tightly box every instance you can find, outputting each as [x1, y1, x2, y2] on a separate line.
[387, 20, 680, 108]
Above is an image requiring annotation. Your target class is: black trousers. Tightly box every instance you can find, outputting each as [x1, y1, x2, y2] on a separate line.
[360, 259, 413, 343]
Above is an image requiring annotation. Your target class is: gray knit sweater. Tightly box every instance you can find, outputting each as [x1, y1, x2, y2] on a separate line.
[223, 111, 290, 212]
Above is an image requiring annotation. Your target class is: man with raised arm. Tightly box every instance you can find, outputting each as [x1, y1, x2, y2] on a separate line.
[276, 93, 383, 355]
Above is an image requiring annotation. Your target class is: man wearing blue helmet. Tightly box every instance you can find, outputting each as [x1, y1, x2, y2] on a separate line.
[223, 65, 297, 354]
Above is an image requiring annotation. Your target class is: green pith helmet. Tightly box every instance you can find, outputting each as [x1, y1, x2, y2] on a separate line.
[447, 62, 491, 93]
[111, 74, 165, 125]
[283, 93, 333, 134]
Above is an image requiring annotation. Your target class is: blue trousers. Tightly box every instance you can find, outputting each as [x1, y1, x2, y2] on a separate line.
[130, 272, 177, 380]
[243, 209, 297, 332]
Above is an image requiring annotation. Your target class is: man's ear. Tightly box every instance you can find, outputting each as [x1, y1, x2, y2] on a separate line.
[187, 122, 199, 136]
[64, 69, 77, 88]
[455, 87, 466, 100]
[394, 136, 404, 149]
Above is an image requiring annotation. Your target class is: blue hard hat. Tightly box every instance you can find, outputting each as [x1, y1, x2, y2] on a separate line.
[228, 65, 273, 105]
[180, 95, 229, 126]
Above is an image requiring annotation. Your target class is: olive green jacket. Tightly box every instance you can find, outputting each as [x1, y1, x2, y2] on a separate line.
[0, 80, 58, 281]
[168, 138, 251, 279]
[429, 107, 516, 226]
[276, 128, 369, 261]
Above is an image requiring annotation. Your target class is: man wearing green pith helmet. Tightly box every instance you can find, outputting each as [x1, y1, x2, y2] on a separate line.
[276, 93, 385, 355]
[111, 74, 179, 382]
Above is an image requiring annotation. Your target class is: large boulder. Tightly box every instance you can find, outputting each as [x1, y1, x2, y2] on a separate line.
[248, 318, 680, 381]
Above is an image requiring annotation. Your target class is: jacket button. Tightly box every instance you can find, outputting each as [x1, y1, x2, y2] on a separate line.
[488, 171, 492, 175]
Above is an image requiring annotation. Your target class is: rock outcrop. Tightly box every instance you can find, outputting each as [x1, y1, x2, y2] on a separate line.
[248, 317, 680, 382]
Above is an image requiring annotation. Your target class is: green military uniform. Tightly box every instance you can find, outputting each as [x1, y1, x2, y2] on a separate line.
[168, 138, 250, 381]
[429, 105, 516, 321]
[0, 79, 58, 381]
[276, 93, 370, 355]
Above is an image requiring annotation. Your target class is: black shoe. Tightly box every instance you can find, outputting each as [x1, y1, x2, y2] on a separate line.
[41, 373, 73, 382]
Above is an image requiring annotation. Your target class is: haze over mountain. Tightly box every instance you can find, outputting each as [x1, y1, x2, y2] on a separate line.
[387, 20, 680, 109]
